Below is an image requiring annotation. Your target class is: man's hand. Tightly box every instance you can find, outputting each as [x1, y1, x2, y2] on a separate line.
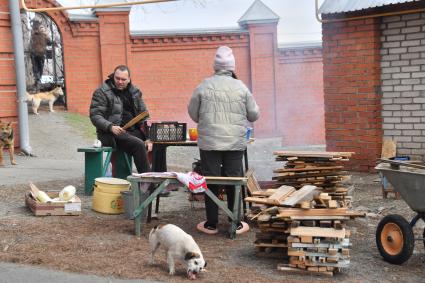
[145, 141, 153, 152]
[111, 125, 125, 136]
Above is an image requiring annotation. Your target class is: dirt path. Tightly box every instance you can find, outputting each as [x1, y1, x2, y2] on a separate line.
[0, 175, 423, 282]
[0, 111, 423, 282]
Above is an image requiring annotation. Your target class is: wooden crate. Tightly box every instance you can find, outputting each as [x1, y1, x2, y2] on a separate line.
[25, 191, 81, 216]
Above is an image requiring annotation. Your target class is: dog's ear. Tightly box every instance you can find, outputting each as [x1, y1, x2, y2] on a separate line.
[184, 252, 200, 261]
[7, 122, 11, 127]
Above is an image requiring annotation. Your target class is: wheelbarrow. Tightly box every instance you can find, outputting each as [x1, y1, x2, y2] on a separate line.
[375, 160, 425, 264]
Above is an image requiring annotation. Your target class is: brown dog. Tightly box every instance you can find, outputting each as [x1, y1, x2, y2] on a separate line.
[26, 86, 64, 115]
[0, 120, 17, 166]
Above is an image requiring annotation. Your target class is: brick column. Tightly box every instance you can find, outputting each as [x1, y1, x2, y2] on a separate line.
[95, 6, 131, 78]
[323, 18, 382, 171]
[244, 22, 279, 137]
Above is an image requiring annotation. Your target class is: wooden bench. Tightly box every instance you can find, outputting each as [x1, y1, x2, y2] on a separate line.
[127, 175, 247, 239]
[78, 147, 132, 195]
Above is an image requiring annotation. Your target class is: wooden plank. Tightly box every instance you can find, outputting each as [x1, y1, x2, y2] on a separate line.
[273, 166, 344, 173]
[287, 236, 300, 243]
[291, 242, 350, 249]
[305, 259, 350, 268]
[381, 138, 396, 159]
[259, 227, 289, 233]
[252, 189, 277, 197]
[245, 196, 278, 206]
[288, 249, 305, 256]
[245, 168, 262, 195]
[273, 151, 354, 158]
[328, 248, 338, 256]
[278, 208, 352, 218]
[277, 265, 334, 276]
[301, 235, 313, 243]
[327, 200, 338, 209]
[255, 243, 288, 248]
[122, 111, 149, 130]
[290, 227, 346, 239]
[273, 171, 347, 179]
[268, 185, 296, 203]
[275, 180, 341, 187]
[300, 201, 311, 209]
[281, 185, 318, 207]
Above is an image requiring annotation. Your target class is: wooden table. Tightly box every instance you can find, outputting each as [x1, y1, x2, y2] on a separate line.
[149, 140, 197, 219]
[149, 140, 250, 220]
[127, 175, 247, 239]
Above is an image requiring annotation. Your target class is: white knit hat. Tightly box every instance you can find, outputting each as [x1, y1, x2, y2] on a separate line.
[214, 46, 235, 71]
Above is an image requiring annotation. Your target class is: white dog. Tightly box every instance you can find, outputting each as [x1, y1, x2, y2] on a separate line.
[149, 224, 206, 279]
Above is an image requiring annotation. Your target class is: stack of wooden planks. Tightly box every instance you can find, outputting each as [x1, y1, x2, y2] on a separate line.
[246, 186, 364, 276]
[245, 151, 364, 276]
[272, 151, 354, 207]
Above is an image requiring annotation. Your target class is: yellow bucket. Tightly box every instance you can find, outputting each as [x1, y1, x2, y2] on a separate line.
[92, 177, 131, 214]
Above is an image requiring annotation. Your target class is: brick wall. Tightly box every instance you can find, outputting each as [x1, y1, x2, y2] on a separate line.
[0, 2, 19, 145]
[1, 0, 325, 149]
[130, 33, 250, 127]
[380, 12, 425, 159]
[277, 45, 325, 146]
[322, 18, 382, 171]
[61, 17, 102, 114]
[246, 23, 278, 137]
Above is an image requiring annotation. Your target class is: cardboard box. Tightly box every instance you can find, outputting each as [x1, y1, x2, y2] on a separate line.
[25, 191, 81, 216]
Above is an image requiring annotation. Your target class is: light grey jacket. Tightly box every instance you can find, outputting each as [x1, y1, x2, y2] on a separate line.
[188, 70, 260, 151]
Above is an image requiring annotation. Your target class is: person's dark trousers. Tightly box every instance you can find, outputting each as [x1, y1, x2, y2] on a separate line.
[115, 129, 150, 173]
[31, 54, 45, 83]
[200, 150, 244, 226]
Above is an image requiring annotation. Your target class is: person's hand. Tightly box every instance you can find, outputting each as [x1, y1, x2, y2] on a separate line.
[111, 125, 125, 136]
[145, 141, 153, 152]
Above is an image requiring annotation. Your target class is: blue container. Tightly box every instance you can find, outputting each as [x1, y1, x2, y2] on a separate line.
[246, 127, 253, 140]
[391, 156, 410, 161]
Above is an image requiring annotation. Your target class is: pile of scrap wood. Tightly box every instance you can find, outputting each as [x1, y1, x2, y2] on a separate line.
[245, 151, 365, 276]
[272, 151, 354, 207]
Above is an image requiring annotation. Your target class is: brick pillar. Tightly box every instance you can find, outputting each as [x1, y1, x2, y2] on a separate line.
[323, 18, 382, 171]
[244, 22, 279, 137]
[95, 6, 131, 78]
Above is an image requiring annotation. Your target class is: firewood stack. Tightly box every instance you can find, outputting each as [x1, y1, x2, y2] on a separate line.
[245, 151, 364, 276]
[272, 151, 354, 207]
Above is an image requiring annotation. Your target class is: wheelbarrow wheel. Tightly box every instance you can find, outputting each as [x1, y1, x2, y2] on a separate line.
[376, 214, 414, 264]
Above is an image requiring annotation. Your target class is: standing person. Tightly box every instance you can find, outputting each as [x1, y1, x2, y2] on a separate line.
[90, 65, 150, 174]
[188, 46, 260, 235]
[30, 24, 51, 87]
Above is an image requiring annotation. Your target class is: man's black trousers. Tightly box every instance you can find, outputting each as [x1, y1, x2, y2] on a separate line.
[115, 129, 150, 173]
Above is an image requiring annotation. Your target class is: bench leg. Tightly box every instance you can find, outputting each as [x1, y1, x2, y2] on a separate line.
[241, 185, 247, 217]
[133, 179, 170, 237]
[230, 186, 241, 239]
[130, 179, 141, 236]
[84, 152, 103, 196]
[204, 189, 239, 239]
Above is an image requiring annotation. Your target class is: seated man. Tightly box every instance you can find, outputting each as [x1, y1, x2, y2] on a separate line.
[89, 65, 150, 173]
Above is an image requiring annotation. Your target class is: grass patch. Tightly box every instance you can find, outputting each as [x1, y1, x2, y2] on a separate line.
[63, 112, 97, 140]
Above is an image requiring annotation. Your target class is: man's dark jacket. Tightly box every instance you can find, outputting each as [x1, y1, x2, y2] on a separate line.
[89, 75, 148, 147]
